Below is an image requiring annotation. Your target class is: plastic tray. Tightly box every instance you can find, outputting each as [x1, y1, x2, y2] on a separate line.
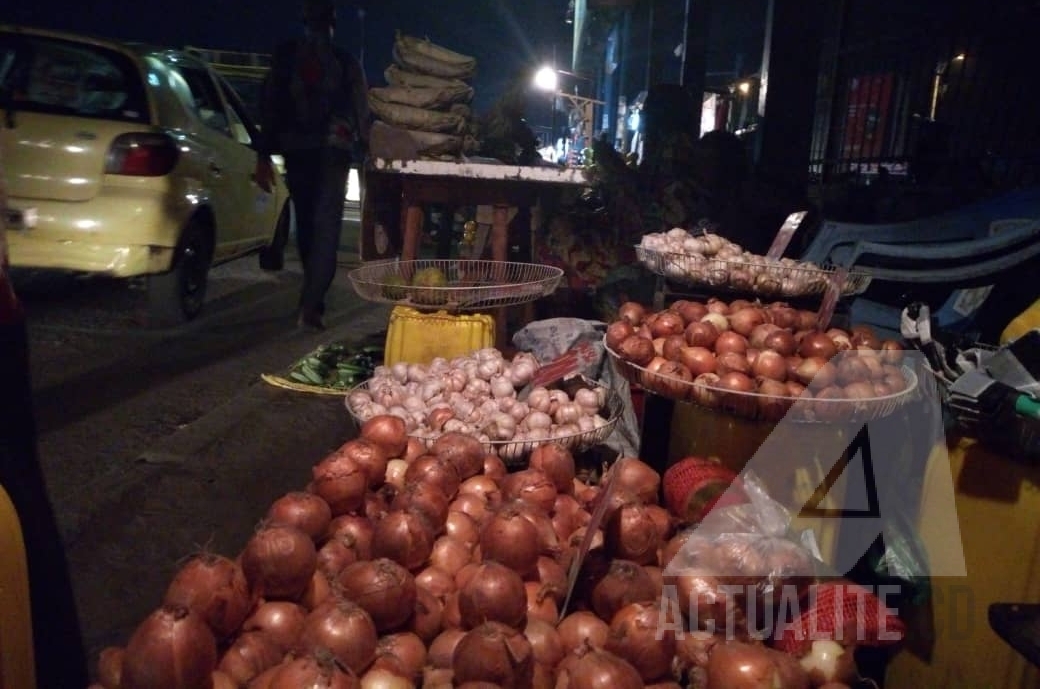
[344, 382, 625, 467]
[635, 246, 872, 299]
[605, 338, 918, 424]
[348, 259, 564, 311]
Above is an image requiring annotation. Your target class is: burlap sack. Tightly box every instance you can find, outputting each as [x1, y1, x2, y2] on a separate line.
[369, 97, 467, 134]
[369, 84, 471, 110]
[384, 65, 474, 97]
[393, 33, 476, 79]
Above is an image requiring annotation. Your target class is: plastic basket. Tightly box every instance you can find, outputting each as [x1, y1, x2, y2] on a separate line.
[349, 259, 564, 312]
[605, 337, 919, 424]
[635, 245, 872, 299]
[345, 382, 625, 468]
[383, 306, 495, 367]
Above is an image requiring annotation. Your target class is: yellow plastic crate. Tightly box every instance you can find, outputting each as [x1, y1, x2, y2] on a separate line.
[384, 306, 495, 367]
[0, 484, 35, 689]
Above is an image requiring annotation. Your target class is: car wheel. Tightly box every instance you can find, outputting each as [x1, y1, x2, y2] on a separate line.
[146, 219, 212, 326]
[259, 201, 292, 271]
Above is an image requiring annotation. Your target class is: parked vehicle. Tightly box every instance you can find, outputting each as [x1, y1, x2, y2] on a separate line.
[0, 25, 292, 324]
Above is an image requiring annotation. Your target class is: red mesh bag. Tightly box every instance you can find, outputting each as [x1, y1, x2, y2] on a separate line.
[773, 580, 906, 655]
[662, 456, 748, 524]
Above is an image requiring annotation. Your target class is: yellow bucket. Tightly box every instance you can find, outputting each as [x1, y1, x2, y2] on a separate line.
[384, 306, 495, 366]
[0, 484, 35, 689]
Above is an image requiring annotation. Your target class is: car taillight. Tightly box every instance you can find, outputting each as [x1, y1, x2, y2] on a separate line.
[105, 133, 179, 176]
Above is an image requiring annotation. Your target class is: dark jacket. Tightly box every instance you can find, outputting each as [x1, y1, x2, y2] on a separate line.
[256, 33, 370, 158]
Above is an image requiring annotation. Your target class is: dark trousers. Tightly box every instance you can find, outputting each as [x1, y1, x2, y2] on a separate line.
[284, 147, 352, 316]
[0, 317, 88, 688]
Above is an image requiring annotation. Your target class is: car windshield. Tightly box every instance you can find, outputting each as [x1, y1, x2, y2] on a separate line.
[0, 31, 148, 123]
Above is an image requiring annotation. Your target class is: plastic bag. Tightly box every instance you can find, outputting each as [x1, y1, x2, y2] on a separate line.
[511, 318, 640, 458]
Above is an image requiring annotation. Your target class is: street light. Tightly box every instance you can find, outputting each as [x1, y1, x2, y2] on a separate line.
[533, 65, 604, 164]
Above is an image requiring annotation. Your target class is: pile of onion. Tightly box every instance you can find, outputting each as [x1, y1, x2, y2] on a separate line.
[608, 297, 908, 421]
[97, 413, 873, 689]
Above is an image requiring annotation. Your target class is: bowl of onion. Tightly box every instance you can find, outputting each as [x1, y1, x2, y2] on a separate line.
[604, 336, 918, 425]
[344, 348, 624, 466]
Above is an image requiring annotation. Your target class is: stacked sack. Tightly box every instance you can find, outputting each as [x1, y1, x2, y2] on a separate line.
[368, 32, 478, 159]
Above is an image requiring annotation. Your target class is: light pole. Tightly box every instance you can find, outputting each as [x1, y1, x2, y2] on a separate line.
[533, 65, 603, 163]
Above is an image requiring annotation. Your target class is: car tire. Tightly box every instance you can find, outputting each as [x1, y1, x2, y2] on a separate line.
[146, 218, 212, 327]
[259, 201, 292, 271]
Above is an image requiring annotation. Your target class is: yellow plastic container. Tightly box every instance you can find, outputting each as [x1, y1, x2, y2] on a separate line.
[1000, 298, 1040, 345]
[384, 306, 495, 366]
[0, 484, 35, 689]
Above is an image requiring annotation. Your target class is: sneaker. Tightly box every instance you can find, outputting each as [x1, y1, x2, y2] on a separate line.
[297, 310, 326, 331]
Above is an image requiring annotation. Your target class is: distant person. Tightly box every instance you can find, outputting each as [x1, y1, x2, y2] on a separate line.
[254, 0, 371, 330]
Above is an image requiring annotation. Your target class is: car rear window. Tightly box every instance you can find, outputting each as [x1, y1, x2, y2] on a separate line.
[0, 31, 148, 123]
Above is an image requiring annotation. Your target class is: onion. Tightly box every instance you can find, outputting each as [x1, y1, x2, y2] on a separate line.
[97, 646, 125, 689]
[753, 349, 788, 382]
[431, 432, 486, 479]
[326, 515, 374, 557]
[430, 535, 474, 572]
[371, 509, 436, 572]
[700, 312, 730, 333]
[880, 339, 905, 364]
[363, 486, 394, 522]
[589, 559, 658, 622]
[337, 439, 390, 490]
[605, 502, 662, 565]
[477, 504, 543, 579]
[555, 641, 643, 689]
[524, 581, 559, 624]
[311, 451, 368, 516]
[685, 320, 720, 348]
[501, 469, 558, 514]
[450, 493, 490, 525]
[384, 459, 409, 490]
[608, 457, 661, 505]
[415, 565, 457, 600]
[392, 480, 450, 529]
[241, 523, 317, 601]
[483, 454, 508, 481]
[338, 558, 417, 633]
[796, 357, 838, 390]
[458, 560, 528, 630]
[404, 454, 461, 498]
[707, 641, 810, 689]
[728, 308, 767, 337]
[428, 628, 466, 668]
[528, 443, 576, 494]
[452, 621, 534, 688]
[409, 585, 444, 643]
[267, 651, 358, 689]
[211, 669, 237, 689]
[444, 509, 480, 546]
[296, 596, 379, 674]
[532, 556, 569, 603]
[524, 618, 565, 669]
[678, 346, 717, 376]
[799, 332, 838, 360]
[651, 310, 686, 338]
[800, 639, 857, 686]
[617, 301, 647, 326]
[217, 631, 283, 686]
[121, 604, 217, 689]
[317, 532, 365, 578]
[360, 414, 409, 459]
[266, 491, 333, 543]
[616, 335, 656, 366]
[162, 553, 253, 641]
[606, 320, 637, 350]
[605, 602, 677, 682]
[716, 350, 752, 376]
[242, 601, 307, 653]
[359, 667, 412, 689]
[557, 611, 610, 654]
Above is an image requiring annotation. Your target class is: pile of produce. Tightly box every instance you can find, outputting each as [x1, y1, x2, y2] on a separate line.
[605, 298, 911, 422]
[89, 413, 903, 689]
[283, 343, 383, 390]
[368, 33, 478, 158]
[345, 347, 616, 462]
[637, 228, 863, 298]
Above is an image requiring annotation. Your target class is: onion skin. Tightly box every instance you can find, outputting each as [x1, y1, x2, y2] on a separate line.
[296, 596, 379, 675]
[267, 651, 359, 689]
[162, 553, 254, 643]
[705, 640, 809, 689]
[557, 611, 610, 655]
[608, 457, 661, 505]
[604, 503, 662, 565]
[121, 604, 218, 689]
[242, 601, 308, 654]
[588, 558, 658, 622]
[267, 491, 333, 543]
[528, 443, 576, 495]
[605, 602, 677, 682]
[431, 432, 486, 480]
[480, 504, 541, 578]
[555, 642, 643, 689]
[337, 558, 417, 633]
[452, 621, 534, 689]
[370, 509, 436, 571]
[361, 414, 409, 459]
[428, 628, 467, 669]
[606, 320, 637, 351]
[617, 301, 648, 326]
[217, 631, 283, 686]
[458, 561, 528, 630]
[97, 646, 125, 689]
[311, 451, 368, 516]
[336, 438, 390, 490]
[240, 523, 318, 601]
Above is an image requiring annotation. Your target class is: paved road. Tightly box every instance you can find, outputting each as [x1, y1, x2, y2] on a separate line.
[18, 213, 394, 669]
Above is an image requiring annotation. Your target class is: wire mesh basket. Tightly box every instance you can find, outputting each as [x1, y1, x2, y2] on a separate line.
[344, 381, 624, 468]
[348, 259, 564, 311]
[635, 246, 872, 299]
[605, 338, 918, 424]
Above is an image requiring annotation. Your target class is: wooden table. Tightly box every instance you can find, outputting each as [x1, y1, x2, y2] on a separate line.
[361, 158, 588, 344]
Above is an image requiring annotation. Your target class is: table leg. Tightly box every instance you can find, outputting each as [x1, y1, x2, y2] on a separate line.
[402, 203, 424, 263]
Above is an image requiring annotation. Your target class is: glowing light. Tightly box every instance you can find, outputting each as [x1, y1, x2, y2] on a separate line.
[534, 66, 558, 92]
[737, 81, 751, 95]
[954, 53, 966, 62]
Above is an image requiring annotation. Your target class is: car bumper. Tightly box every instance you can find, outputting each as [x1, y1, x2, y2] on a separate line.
[5, 188, 186, 277]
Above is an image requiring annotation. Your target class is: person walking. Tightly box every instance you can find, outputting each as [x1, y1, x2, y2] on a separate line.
[254, 0, 370, 330]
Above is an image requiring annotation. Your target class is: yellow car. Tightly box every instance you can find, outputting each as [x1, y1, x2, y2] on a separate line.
[0, 25, 291, 324]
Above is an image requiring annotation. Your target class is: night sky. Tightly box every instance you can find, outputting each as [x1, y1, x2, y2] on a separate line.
[7, 0, 572, 114]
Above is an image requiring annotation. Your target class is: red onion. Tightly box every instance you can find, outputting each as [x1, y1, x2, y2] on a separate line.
[217, 631, 283, 686]
[337, 558, 417, 633]
[431, 432, 485, 479]
[706, 640, 810, 689]
[311, 451, 368, 516]
[589, 559, 658, 622]
[267, 650, 359, 689]
[162, 553, 253, 641]
[607, 457, 661, 505]
[452, 621, 534, 688]
[392, 481, 451, 529]
[240, 523, 318, 601]
[297, 596, 379, 675]
[524, 618, 565, 669]
[410, 586, 444, 643]
[267, 491, 333, 542]
[121, 604, 217, 689]
[480, 503, 541, 577]
[370, 509, 436, 571]
[555, 641, 643, 689]
[242, 601, 307, 653]
[617, 301, 647, 326]
[360, 414, 409, 458]
[501, 468, 558, 514]
[404, 455, 461, 499]
[604, 502, 662, 565]
[528, 443, 576, 495]
[458, 560, 528, 630]
[604, 602, 677, 682]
